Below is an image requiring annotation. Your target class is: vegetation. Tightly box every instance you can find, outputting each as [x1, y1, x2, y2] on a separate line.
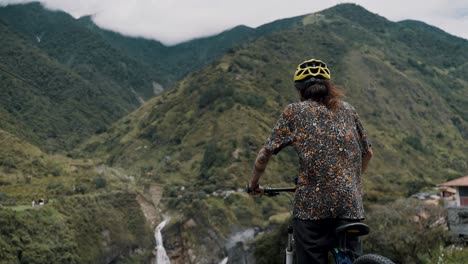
[0, 2, 467, 263]
[80, 13, 302, 87]
[364, 199, 449, 263]
[0, 2, 304, 151]
[0, 128, 140, 205]
[0, 17, 140, 151]
[80, 3, 467, 261]
[0, 192, 152, 264]
[83, 3, 466, 201]
[253, 199, 465, 264]
[253, 220, 291, 264]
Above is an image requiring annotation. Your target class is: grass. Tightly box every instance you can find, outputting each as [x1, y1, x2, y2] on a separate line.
[9, 205, 33, 211]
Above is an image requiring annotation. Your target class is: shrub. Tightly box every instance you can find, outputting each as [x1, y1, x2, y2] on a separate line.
[234, 93, 266, 108]
[46, 182, 68, 195]
[0, 192, 9, 201]
[198, 83, 235, 108]
[199, 142, 227, 180]
[403, 135, 426, 153]
[254, 221, 290, 264]
[95, 177, 107, 189]
[363, 198, 449, 263]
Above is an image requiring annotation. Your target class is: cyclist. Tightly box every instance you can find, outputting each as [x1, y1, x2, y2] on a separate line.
[247, 59, 373, 264]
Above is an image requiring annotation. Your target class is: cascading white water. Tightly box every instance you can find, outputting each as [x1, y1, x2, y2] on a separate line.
[155, 220, 170, 264]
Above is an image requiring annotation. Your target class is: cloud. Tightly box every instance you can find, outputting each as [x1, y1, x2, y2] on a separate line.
[1, 0, 467, 45]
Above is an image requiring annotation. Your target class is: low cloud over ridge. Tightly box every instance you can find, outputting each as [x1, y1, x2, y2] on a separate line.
[1, 0, 467, 45]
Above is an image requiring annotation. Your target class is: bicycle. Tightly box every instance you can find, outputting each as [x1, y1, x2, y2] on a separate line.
[252, 185, 395, 264]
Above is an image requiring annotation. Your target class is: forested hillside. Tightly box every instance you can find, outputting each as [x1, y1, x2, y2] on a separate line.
[0, 3, 158, 98]
[77, 4, 467, 261]
[79, 13, 303, 86]
[0, 21, 143, 150]
[0, 2, 467, 263]
[0, 3, 304, 151]
[0, 4, 156, 150]
[85, 4, 467, 201]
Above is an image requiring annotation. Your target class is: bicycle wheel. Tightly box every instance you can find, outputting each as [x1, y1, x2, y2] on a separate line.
[353, 254, 395, 264]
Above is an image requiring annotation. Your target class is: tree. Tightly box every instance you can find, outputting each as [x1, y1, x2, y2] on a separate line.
[363, 199, 449, 264]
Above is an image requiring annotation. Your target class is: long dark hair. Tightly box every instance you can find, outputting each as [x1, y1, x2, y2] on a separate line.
[294, 78, 344, 110]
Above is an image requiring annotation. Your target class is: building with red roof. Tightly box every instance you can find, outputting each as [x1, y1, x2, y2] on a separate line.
[439, 175, 468, 236]
[440, 175, 468, 207]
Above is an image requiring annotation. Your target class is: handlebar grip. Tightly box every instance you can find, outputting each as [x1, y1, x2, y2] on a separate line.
[246, 182, 261, 194]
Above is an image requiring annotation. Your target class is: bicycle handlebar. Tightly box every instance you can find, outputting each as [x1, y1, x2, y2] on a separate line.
[246, 178, 297, 196]
[263, 187, 296, 197]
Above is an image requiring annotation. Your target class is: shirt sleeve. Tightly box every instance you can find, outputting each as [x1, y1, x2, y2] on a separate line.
[264, 105, 295, 155]
[353, 110, 371, 156]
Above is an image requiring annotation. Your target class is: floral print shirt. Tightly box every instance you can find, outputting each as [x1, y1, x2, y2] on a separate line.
[264, 100, 371, 220]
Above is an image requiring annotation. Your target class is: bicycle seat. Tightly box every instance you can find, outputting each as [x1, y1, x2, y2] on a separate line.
[335, 223, 369, 237]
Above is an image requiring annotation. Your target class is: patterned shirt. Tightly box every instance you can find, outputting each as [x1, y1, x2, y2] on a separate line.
[264, 100, 371, 220]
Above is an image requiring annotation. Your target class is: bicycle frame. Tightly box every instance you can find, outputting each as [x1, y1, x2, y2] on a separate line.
[262, 187, 296, 264]
[257, 185, 394, 264]
[262, 186, 364, 264]
[286, 225, 294, 264]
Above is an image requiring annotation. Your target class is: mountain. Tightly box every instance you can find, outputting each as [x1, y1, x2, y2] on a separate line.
[0, 127, 156, 263]
[0, 3, 303, 151]
[78, 13, 303, 86]
[83, 3, 467, 201]
[79, 5, 467, 260]
[0, 3, 158, 98]
[1, 2, 467, 263]
[0, 20, 143, 150]
[0, 3, 158, 150]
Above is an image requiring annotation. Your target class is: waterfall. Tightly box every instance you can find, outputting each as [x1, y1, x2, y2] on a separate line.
[223, 228, 257, 264]
[155, 220, 170, 264]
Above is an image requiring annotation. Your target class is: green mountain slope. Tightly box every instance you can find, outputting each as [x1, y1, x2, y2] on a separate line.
[0, 129, 154, 263]
[79, 14, 303, 87]
[0, 20, 141, 150]
[0, 127, 132, 204]
[0, 3, 303, 150]
[83, 3, 467, 202]
[0, 3, 157, 98]
[0, 192, 152, 264]
[0, 2, 467, 262]
[79, 4, 468, 257]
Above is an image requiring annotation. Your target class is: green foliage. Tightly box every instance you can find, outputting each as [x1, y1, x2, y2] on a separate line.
[80, 13, 301, 88]
[199, 142, 228, 182]
[169, 198, 237, 252]
[0, 192, 152, 264]
[403, 135, 427, 153]
[0, 207, 81, 264]
[253, 221, 290, 264]
[363, 199, 449, 263]
[0, 192, 9, 201]
[0, 3, 163, 150]
[435, 245, 468, 264]
[82, 0, 468, 203]
[95, 177, 107, 189]
[1, 2, 468, 263]
[234, 92, 267, 108]
[198, 81, 235, 109]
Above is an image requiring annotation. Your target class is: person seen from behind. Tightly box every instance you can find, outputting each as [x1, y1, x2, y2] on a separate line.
[247, 59, 373, 264]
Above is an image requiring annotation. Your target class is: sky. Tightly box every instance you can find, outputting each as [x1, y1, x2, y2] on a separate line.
[1, 0, 467, 45]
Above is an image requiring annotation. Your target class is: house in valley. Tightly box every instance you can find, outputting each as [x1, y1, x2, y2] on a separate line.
[439, 175, 468, 236]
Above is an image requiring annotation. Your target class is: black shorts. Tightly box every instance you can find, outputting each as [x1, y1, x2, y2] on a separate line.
[293, 218, 361, 264]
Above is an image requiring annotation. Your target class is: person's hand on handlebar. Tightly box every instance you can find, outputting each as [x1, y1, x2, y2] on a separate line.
[246, 181, 264, 195]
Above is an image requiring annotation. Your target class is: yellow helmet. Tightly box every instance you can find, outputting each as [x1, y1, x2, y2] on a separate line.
[293, 59, 331, 81]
